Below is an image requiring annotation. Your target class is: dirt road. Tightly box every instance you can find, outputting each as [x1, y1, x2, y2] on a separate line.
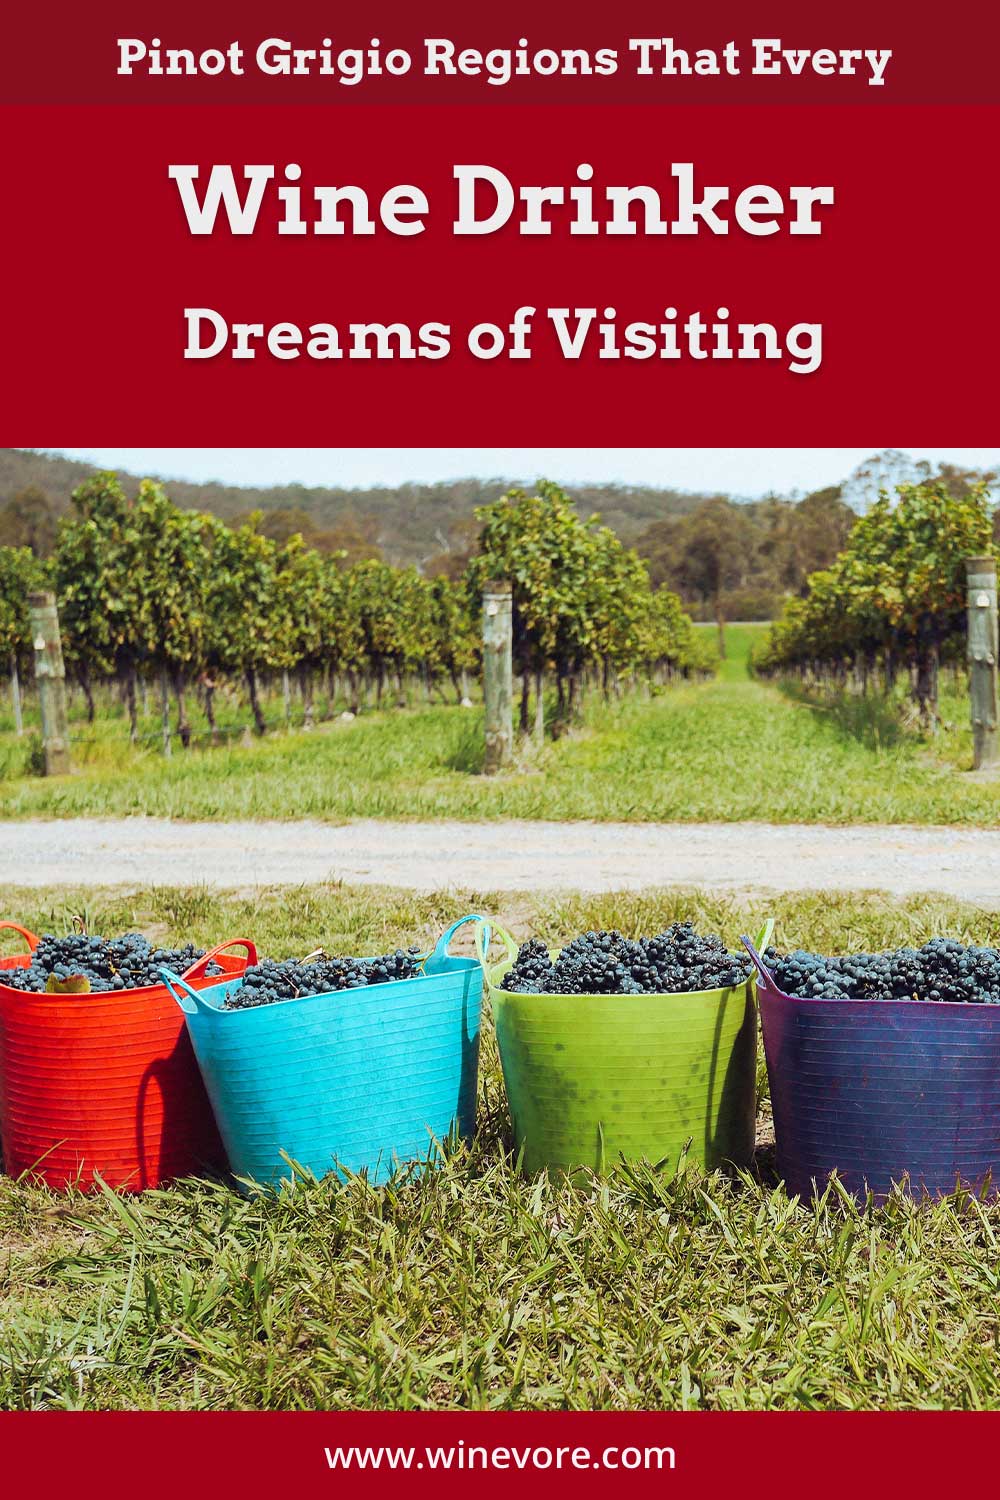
[3, 817, 1000, 901]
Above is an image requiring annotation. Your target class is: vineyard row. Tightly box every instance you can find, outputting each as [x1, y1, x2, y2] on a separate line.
[1, 476, 717, 751]
[750, 481, 993, 727]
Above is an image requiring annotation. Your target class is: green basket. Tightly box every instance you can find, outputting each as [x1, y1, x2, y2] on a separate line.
[478, 920, 773, 1177]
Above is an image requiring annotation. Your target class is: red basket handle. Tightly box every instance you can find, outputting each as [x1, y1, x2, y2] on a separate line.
[0, 921, 40, 954]
[181, 937, 258, 981]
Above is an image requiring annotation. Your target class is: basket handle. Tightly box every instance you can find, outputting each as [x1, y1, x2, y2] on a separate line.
[755, 918, 775, 954]
[740, 918, 776, 993]
[474, 921, 520, 976]
[161, 966, 213, 1017]
[423, 914, 490, 974]
[0, 921, 40, 954]
[181, 937, 257, 981]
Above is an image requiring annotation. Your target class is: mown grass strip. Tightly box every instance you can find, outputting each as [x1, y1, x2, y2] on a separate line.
[1, 674, 998, 825]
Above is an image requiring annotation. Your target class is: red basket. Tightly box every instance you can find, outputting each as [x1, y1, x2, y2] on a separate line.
[0, 923, 256, 1192]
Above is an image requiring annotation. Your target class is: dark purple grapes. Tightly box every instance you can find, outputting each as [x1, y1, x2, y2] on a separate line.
[765, 937, 1000, 1004]
[5, 932, 221, 993]
[223, 948, 424, 1010]
[500, 922, 750, 996]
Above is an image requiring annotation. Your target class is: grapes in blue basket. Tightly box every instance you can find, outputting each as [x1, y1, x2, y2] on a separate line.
[223, 948, 424, 1010]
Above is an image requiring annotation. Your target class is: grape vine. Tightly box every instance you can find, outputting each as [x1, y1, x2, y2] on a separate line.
[750, 481, 993, 726]
[3, 476, 714, 749]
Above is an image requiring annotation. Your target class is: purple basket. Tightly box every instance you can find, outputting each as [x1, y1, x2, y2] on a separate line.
[742, 937, 1000, 1202]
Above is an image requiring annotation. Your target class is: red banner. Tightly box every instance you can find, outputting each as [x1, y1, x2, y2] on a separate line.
[2, 1, 997, 443]
[0, 1409, 997, 1489]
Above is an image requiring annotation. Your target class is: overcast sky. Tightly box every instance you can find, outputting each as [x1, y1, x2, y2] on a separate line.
[43, 448, 999, 497]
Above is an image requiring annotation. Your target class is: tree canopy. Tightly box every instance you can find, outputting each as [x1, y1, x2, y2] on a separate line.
[751, 481, 994, 723]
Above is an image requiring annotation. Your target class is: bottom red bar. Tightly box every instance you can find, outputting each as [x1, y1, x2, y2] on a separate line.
[0, 1410, 991, 1493]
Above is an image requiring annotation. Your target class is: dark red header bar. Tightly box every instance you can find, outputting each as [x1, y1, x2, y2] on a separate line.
[2, 0, 998, 105]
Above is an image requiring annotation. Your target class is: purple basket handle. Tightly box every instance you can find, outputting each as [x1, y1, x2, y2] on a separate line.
[741, 919, 776, 992]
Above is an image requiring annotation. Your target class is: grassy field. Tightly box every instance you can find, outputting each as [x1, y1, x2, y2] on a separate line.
[4, 882, 1000, 1411]
[700, 621, 764, 683]
[1, 625, 998, 824]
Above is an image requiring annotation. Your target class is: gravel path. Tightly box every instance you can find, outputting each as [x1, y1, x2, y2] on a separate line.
[3, 818, 1000, 902]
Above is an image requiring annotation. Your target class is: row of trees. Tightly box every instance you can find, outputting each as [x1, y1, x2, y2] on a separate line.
[469, 484, 715, 731]
[0, 545, 47, 733]
[2, 476, 714, 748]
[749, 482, 993, 726]
[638, 488, 858, 644]
[637, 458, 999, 641]
[9, 451, 996, 633]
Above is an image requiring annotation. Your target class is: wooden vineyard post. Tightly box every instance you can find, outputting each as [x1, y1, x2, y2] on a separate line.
[10, 654, 23, 736]
[482, 579, 513, 774]
[27, 591, 71, 776]
[966, 555, 1000, 772]
[159, 667, 172, 758]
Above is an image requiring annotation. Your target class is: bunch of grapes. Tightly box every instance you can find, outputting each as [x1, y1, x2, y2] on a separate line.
[764, 937, 1000, 1004]
[223, 948, 424, 1010]
[500, 922, 751, 996]
[5, 932, 222, 993]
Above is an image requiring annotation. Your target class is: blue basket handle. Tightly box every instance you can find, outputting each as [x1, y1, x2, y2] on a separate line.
[740, 917, 776, 992]
[160, 966, 213, 1016]
[474, 921, 520, 977]
[423, 914, 491, 974]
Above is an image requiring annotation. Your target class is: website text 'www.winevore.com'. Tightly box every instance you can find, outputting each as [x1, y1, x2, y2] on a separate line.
[324, 1442, 676, 1472]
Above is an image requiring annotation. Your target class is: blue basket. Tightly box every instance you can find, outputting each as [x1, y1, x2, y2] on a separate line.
[161, 915, 487, 1187]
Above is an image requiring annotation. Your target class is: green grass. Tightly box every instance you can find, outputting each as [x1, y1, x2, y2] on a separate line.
[695, 620, 768, 682]
[2, 625, 998, 824]
[0, 677, 339, 780]
[5, 882, 1000, 1411]
[3, 680, 998, 826]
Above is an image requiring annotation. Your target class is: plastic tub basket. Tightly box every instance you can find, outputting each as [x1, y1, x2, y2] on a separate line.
[744, 935, 1000, 1202]
[161, 915, 487, 1187]
[479, 920, 772, 1177]
[0, 925, 255, 1192]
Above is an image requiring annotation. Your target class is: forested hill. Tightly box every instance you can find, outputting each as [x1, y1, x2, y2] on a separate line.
[3, 448, 993, 622]
[0, 449, 722, 566]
